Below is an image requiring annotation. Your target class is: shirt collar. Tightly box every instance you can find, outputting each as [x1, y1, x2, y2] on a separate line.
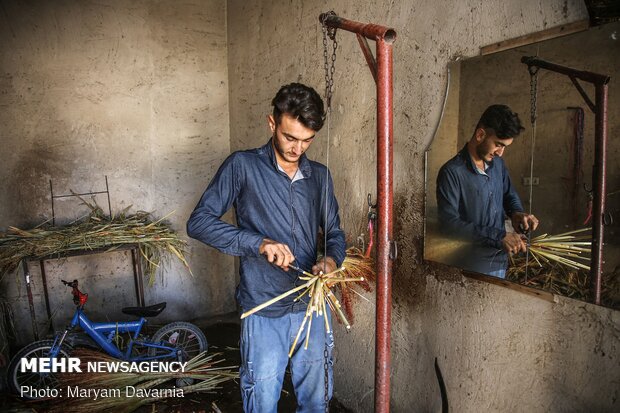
[459, 144, 494, 174]
[263, 138, 312, 178]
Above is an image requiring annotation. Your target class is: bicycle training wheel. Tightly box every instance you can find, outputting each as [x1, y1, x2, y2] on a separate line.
[7, 339, 73, 399]
[148, 321, 208, 361]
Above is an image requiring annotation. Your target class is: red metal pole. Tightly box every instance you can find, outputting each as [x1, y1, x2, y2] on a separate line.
[591, 83, 608, 304]
[320, 13, 396, 41]
[319, 13, 396, 412]
[375, 37, 394, 413]
[521, 56, 610, 305]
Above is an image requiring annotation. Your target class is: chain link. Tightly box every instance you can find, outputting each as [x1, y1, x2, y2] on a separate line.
[324, 345, 330, 412]
[525, 65, 539, 282]
[528, 65, 539, 125]
[321, 11, 338, 111]
[321, 13, 337, 413]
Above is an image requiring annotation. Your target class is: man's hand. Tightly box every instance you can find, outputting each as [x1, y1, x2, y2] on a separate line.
[259, 238, 295, 270]
[312, 256, 338, 275]
[502, 232, 528, 255]
[511, 212, 539, 234]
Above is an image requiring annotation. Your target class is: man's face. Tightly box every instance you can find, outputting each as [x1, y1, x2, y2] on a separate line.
[268, 113, 316, 166]
[474, 128, 513, 163]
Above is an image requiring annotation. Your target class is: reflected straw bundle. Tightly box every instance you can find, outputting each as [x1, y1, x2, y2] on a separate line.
[525, 227, 592, 271]
[241, 264, 366, 358]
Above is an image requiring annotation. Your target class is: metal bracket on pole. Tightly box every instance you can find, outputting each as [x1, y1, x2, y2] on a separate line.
[521, 56, 610, 305]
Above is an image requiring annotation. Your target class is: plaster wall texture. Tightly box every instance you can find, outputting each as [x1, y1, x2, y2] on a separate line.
[0, 0, 235, 343]
[227, 0, 619, 411]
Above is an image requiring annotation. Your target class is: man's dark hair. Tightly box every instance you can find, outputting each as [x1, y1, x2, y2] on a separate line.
[272, 83, 325, 131]
[476, 104, 524, 139]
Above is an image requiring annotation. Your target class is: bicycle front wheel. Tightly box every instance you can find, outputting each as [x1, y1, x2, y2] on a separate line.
[148, 321, 208, 361]
[7, 339, 73, 399]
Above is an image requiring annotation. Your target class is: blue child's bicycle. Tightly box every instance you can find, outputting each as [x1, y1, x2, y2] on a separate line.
[7, 279, 208, 398]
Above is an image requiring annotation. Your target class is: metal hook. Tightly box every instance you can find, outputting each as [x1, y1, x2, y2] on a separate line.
[367, 193, 377, 209]
[367, 193, 377, 221]
[389, 240, 398, 261]
[321, 10, 338, 40]
[583, 182, 593, 194]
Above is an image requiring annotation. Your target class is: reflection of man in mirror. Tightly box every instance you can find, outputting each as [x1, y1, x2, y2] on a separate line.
[436, 104, 539, 278]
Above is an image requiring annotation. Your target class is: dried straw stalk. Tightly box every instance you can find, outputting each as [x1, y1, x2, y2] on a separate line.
[337, 247, 374, 323]
[241, 252, 373, 357]
[526, 227, 591, 271]
[508, 228, 593, 299]
[0, 203, 191, 285]
[38, 349, 237, 413]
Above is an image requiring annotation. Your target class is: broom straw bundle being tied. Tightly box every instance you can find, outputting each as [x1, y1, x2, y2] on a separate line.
[526, 227, 591, 271]
[241, 248, 375, 357]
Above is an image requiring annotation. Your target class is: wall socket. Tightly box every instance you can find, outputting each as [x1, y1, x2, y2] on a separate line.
[522, 177, 539, 186]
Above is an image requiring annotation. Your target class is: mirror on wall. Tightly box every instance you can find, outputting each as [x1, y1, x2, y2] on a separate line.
[424, 21, 620, 308]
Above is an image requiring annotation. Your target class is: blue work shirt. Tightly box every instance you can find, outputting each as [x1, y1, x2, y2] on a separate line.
[187, 139, 346, 317]
[436, 145, 524, 274]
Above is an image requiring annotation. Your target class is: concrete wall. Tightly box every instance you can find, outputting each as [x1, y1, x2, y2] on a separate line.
[0, 0, 234, 343]
[227, 0, 619, 412]
[1, 0, 618, 411]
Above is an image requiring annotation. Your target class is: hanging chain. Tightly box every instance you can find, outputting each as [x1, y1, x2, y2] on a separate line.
[323, 345, 330, 412]
[528, 65, 539, 125]
[321, 13, 337, 413]
[321, 11, 338, 111]
[525, 65, 540, 282]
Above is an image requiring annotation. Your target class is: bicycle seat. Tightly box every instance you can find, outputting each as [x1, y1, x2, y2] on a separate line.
[121, 302, 167, 317]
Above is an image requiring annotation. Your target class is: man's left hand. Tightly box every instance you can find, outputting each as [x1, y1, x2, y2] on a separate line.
[312, 256, 338, 275]
[511, 212, 539, 234]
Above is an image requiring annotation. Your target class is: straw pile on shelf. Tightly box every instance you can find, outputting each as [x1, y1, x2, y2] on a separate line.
[0, 204, 190, 285]
[40, 349, 237, 413]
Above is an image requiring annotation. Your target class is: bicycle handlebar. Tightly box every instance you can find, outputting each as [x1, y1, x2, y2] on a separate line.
[61, 279, 88, 306]
[61, 279, 78, 288]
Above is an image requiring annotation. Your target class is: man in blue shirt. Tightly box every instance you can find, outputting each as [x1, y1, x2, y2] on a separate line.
[187, 83, 346, 412]
[436, 104, 539, 278]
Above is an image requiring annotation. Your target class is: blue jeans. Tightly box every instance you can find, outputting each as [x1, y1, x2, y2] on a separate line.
[240, 311, 334, 413]
[486, 269, 506, 279]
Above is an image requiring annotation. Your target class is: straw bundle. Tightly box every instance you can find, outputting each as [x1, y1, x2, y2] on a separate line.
[525, 228, 592, 271]
[39, 348, 237, 413]
[508, 228, 592, 299]
[241, 248, 375, 357]
[0, 205, 190, 285]
[337, 247, 374, 324]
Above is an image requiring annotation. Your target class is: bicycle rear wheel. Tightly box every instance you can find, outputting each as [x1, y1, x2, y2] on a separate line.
[7, 339, 73, 399]
[148, 321, 208, 361]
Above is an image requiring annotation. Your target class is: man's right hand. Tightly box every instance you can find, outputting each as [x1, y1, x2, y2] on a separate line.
[502, 232, 527, 255]
[259, 238, 295, 270]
